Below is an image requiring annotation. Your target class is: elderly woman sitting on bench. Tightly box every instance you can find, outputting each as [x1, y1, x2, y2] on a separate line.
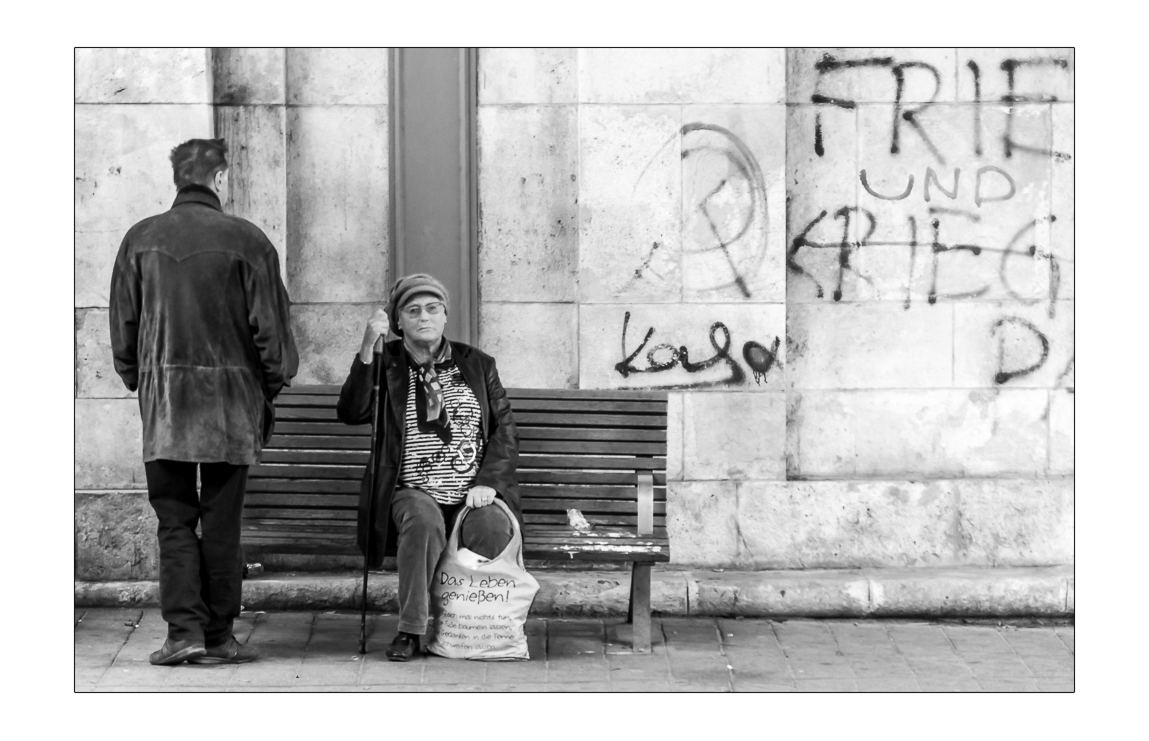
[337, 274, 522, 661]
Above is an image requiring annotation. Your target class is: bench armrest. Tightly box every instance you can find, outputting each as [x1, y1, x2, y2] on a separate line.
[637, 471, 654, 535]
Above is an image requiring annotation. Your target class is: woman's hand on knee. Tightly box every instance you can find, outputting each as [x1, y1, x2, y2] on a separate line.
[466, 485, 497, 508]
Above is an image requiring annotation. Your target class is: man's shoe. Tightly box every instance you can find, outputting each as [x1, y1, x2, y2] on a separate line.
[188, 636, 258, 664]
[385, 632, 419, 662]
[149, 638, 207, 666]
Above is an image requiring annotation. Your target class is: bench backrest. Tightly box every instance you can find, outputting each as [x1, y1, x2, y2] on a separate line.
[243, 385, 668, 556]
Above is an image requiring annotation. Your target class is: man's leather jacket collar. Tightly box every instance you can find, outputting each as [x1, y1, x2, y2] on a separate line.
[172, 184, 222, 211]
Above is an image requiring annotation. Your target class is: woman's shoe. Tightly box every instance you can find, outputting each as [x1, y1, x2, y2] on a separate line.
[385, 632, 419, 662]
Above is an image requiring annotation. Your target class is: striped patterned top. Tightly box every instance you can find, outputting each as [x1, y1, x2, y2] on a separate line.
[397, 364, 485, 505]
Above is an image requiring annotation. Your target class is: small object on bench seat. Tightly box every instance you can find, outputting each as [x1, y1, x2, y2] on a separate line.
[567, 508, 593, 531]
[244, 385, 670, 653]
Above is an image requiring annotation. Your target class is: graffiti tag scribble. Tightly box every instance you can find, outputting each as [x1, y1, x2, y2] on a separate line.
[614, 311, 780, 388]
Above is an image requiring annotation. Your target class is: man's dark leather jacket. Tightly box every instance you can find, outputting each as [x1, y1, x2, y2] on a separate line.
[109, 185, 298, 465]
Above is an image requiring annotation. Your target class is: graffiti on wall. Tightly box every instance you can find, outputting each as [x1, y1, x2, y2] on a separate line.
[793, 50, 1073, 388]
[628, 123, 771, 299]
[614, 311, 781, 389]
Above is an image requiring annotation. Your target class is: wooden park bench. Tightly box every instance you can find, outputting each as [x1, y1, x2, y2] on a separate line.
[243, 385, 671, 652]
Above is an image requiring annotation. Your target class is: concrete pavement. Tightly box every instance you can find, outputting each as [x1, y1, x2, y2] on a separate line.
[76, 608, 1074, 692]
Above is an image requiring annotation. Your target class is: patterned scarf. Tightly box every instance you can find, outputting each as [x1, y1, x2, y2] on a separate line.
[407, 338, 454, 443]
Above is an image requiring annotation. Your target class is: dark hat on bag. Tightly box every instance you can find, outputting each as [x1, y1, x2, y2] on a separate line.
[387, 273, 450, 336]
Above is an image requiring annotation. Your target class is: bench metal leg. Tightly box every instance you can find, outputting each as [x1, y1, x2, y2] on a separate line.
[629, 562, 652, 653]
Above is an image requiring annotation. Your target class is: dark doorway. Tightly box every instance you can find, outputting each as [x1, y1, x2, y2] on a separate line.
[390, 48, 479, 344]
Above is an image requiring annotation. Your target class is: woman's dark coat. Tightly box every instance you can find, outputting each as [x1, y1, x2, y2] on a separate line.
[336, 339, 522, 568]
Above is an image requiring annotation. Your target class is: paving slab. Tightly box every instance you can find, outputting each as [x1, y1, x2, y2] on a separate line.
[76, 609, 1072, 692]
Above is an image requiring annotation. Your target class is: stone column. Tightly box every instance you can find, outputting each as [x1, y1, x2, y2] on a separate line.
[74, 48, 215, 579]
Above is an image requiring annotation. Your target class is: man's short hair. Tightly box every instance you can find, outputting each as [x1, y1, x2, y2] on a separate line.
[169, 138, 229, 189]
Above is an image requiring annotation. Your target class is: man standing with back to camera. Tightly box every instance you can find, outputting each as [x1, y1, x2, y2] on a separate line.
[109, 138, 298, 666]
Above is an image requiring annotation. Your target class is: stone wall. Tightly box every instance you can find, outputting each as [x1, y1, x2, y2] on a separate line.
[74, 48, 390, 579]
[476, 48, 1073, 569]
[75, 47, 1073, 580]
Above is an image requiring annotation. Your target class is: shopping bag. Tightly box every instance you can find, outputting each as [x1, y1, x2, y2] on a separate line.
[425, 498, 539, 660]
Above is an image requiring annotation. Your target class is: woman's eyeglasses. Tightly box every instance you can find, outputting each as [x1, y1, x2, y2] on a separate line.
[401, 302, 445, 319]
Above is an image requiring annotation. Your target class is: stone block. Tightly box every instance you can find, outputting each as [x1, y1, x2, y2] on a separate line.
[579, 48, 784, 104]
[667, 481, 739, 567]
[954, 478, 1073, 566]
[285, 106, 389, 303]
[681, 106, 786, 302]
[1051, 104, 1073, 298]
[478, 48, 576, 104]
[682, 393, 785, 480]
[577, 106, 682, 302]
[75, 104, 214, 307]
[686, 569, 871, 617]
[214, 105, 287, 275]
[478, 303, 578, 389]
[788, 389, 1050, 478]
[1049, 390, 1074, 474]
[786, 303, 953, 389]
[286, 48, 389, 105]
[532, 571, 686, 617]
[666, 392, 684, 481]
[212, 47, 286, 104]
[290, 303, 376, 386]
[75, 48, 211, 103]
[738, 480, 961, 569]
[855, 103, 1052, 259]
[75, 491, 158, 580]
[869, 566, 1070, 616]
[953, 301, 1074, 388]
[75, 399, 145, 489]
[579, 303, 784, 390]
[76, 309, 133, 399]
[477, 106, 578, 302]
[785, 104, 858, 303]
[957, 48, 1074, 103]
[787, 48, 957, 105]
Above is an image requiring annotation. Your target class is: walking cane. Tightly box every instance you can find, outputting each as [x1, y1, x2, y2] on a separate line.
[359, 336, 385, 654]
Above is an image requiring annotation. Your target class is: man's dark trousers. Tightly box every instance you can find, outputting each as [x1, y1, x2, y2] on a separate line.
[145, 460, 248, 645]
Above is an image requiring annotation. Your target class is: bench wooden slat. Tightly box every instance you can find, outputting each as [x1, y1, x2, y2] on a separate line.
[521, 544, 669, 562]
[277, 408, 341, 421]
[518, 427, 667, 442]
[275, 422, 370, 436]
[246, 493, 358, 507]
[515, 413, 666, 428]
[519, 470, 667, 486]
[509, 399, 666, 414]
[519, 485, 666, 501]
[240, 519, 351, 530]
[243, 508, 358, 521]
[261, 450, 368, 465]
[508, 388, 667, 401]
[523, 514, 666, 528]
[251, 465, 363, 480]
[520, 499, 666, 514]
[268, 435, 372, 450]
[274, 395, 346, 408]
[248, 479, 360, 494]
[520, 440, 666, 455]
[517, 455, 666, 471]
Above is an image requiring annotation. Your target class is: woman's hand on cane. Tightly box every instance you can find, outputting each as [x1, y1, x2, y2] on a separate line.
[359, 308, 389, 363]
